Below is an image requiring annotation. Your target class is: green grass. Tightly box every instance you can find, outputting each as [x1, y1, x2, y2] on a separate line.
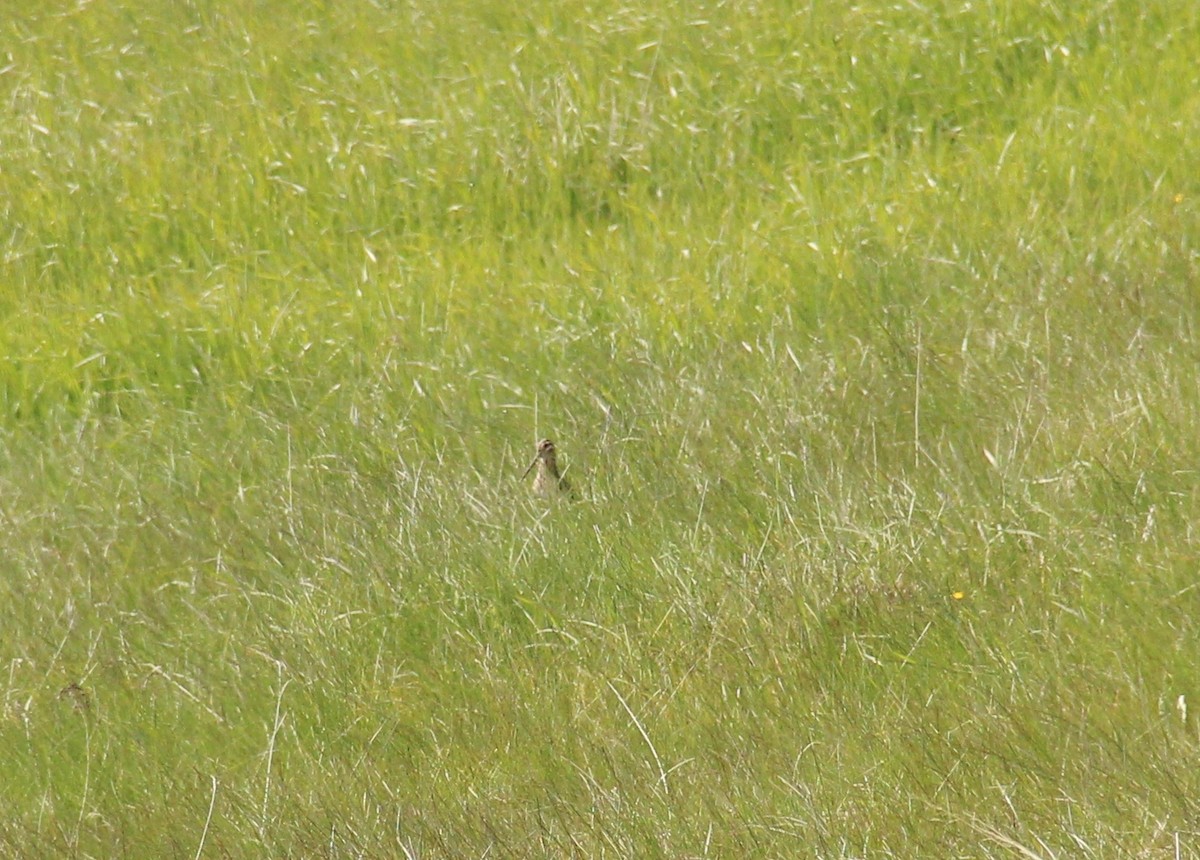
[3, 0, 1200, 856]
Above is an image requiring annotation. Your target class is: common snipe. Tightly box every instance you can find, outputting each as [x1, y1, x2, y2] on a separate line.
[522, 438, 572, 497]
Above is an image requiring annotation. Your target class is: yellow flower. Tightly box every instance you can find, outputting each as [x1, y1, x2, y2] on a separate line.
[952, 591, 965, 600]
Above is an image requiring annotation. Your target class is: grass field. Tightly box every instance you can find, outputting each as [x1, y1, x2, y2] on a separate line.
[3, 0, 1200, 856]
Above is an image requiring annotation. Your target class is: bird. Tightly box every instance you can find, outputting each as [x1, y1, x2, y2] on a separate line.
[522, 438, 572, 498]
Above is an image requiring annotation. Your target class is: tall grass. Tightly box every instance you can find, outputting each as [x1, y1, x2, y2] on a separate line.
[2, 0, 1199, 856]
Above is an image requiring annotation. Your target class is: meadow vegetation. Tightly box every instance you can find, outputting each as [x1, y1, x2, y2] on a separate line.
[2, 0, 1199, 856]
